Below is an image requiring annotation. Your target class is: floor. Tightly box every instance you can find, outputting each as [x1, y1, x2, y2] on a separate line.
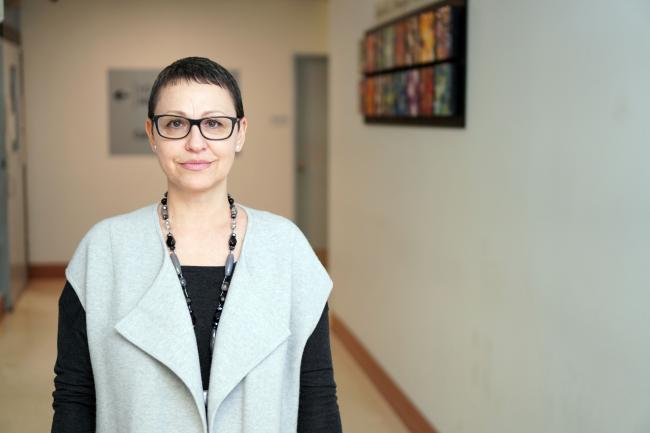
[0, 278, 410, 433]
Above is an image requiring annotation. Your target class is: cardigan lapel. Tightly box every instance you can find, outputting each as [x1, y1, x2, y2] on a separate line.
[206, 204, 292, 431]
[114, 203, 207, 432]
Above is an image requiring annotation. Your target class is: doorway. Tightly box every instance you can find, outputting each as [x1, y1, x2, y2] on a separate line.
[294, 55, 328, 266]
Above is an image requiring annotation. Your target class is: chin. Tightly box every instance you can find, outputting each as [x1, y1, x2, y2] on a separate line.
[176, 178, 225, 193]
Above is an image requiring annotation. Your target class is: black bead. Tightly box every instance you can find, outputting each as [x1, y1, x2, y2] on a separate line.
[166, 234, 175, 248]
[161, 197, 167, 205]
[228, 195, 234, 205]
[229, 234, 237, 248]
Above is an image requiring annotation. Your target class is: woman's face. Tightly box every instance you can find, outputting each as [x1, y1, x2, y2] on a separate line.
[145, 80, 247, 194]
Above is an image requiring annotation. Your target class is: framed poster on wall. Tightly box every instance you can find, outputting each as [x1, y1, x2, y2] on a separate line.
[359, 0, 467, 127]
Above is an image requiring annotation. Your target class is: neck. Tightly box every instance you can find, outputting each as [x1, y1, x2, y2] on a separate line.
[164, 184, 233, 231]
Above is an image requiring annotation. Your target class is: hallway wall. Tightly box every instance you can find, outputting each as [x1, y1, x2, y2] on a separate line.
[329, 1, 650, 432]
[21, 0, 328, 262]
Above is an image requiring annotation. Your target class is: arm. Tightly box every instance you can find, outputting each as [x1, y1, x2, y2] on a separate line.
[51, 280, 96, 433]
[298, 301, 343, 433]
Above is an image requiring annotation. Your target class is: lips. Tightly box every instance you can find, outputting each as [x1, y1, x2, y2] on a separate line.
[180, 160, 213, 171]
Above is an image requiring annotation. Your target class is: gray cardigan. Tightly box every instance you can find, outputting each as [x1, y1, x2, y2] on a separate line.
[65, 201, 333, 433]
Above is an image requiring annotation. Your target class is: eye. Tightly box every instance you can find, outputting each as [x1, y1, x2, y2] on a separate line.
[205, 118, 224, 128]
[165, 118, 187, 128]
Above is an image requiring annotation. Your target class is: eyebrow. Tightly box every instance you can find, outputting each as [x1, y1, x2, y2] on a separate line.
[164, 110, 233, 117]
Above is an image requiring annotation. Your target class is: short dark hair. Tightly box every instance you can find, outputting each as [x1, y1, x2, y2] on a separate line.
[147, 56, 244, 121]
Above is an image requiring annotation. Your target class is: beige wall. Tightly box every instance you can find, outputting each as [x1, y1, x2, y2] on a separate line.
[329, 1, 650, 432]
[22, 0, 328, 263]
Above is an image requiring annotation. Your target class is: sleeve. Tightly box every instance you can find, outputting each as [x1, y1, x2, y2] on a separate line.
[297, 302, 343, 433]
[51, 280, 96, 433]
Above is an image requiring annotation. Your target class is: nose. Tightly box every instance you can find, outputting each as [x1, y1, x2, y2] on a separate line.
[185, 123, 207, 151]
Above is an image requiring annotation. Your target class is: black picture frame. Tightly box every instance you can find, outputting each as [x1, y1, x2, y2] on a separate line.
[359, 0, 467, 128]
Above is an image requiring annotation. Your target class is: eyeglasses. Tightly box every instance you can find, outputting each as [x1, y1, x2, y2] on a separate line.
[152, 114, 241, 141]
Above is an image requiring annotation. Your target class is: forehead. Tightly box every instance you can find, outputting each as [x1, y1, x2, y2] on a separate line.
[155, 80, 236, 115]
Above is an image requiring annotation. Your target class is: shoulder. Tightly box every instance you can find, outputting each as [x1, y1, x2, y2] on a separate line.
[243, 205, 328, 268]
[241, 205, 324, 269]
[101, 203, 154, 233]
[241, 204, 303, 242]
[241, 204, 324, 274]
[66, 203, 155, 275]
[74, 203, 155, 246]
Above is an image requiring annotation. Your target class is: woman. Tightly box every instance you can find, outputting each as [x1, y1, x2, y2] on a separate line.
[51, 56, 342, 433]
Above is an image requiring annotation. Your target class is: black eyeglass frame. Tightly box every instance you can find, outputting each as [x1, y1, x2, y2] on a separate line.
[151, 114, 242, 141]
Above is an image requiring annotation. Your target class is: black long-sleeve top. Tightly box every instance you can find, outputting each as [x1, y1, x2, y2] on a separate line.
[51, 264, 342, 433]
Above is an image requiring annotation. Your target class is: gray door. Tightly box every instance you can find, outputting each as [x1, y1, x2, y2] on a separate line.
[294, 55, 328, 255]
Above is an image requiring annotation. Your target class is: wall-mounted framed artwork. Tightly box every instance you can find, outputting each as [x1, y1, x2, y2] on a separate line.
[359, 0, 467, 127]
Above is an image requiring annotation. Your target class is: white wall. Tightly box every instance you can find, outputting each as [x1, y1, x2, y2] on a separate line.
[21, 0, 328, 262]
[329, 1, 650, 432]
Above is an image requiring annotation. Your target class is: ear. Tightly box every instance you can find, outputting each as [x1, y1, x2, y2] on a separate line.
[235, 117, 247, 153]
[145, 118, 156, 151]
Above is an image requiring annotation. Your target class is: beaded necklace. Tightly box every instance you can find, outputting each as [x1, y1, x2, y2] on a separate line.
[158, 191, 238, 356]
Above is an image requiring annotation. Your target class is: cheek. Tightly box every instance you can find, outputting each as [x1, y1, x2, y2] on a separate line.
[156, 150, 177, 172]
[209, 142, 237, 159]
